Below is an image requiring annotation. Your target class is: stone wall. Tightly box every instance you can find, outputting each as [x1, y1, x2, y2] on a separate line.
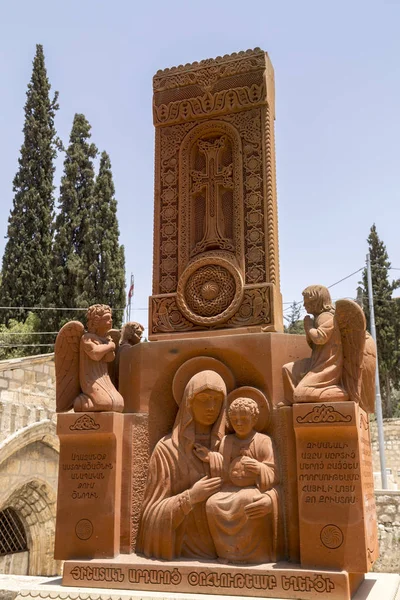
[370, 419, 400, 488]
[374, 491, 400, 573]
[0, 354, 59, 576]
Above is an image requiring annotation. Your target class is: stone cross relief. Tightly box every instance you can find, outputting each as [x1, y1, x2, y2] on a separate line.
[190, 135, 234, 256]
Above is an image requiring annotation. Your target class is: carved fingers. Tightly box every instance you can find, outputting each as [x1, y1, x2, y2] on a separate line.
[189, 476, 222, 504]
[241, 457, 261, 474]
[244, 495, 272, 519]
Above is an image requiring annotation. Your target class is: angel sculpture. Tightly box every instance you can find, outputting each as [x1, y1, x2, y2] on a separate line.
[281, 285, 376, 412]
[55, 304, 124, 413]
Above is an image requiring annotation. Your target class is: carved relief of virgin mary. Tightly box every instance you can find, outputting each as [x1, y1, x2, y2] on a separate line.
[136, 369, 228, 560]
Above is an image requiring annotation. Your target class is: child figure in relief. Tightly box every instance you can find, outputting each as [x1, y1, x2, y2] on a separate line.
[194, 395, 280, 564]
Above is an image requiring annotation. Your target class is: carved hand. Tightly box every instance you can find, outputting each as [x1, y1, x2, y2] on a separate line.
[241, 457, 261, 474]
[189, 476, 222, 504]
[244, 495, 272, 519]
[193, 443, 210, 463]
[303, 315, 313, 331]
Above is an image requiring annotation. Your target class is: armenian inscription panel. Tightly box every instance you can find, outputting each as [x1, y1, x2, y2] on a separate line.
[63, 556, 354, 600]
[293, 402, 378, 572]
[54, 412, 124, 560]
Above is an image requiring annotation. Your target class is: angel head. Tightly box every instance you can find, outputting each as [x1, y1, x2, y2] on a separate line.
[86, 304, 112, 336]
[121, 321, 144, 346]
[228, 397, 259, 439]
[302, 285, 334, 317]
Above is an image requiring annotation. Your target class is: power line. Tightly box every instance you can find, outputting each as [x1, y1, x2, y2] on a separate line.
[327, 268, 363, 289]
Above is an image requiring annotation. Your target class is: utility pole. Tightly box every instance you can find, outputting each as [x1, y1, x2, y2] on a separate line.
[366, 252, 388, 489]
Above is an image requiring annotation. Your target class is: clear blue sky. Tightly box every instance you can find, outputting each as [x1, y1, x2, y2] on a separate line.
[1, 0, 399, 333]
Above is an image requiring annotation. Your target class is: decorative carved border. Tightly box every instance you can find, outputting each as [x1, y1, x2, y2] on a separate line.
[151, 284, 271, 335]
[153, 48, 266, 90]
[296, 405, 352, 425]
[69, 415, 100, 431]
[155, 122, 197, 295]
[154, 85, 266, 126]
[223, 109, 267, 284]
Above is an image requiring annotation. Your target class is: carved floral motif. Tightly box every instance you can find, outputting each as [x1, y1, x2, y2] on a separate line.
[153, 49, 266, 92]
[154, 85, 266, 126]
[69, 415, 100, 431]
[296, 405, 352, 425]
[152, 285, 271, 334]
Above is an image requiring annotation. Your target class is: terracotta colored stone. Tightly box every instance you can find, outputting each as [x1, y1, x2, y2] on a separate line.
[293, 401, 379, 572]
[118, 331, 309, 555]
[135, 371, 281, 563]
[54, 49, 381, 598]
[54, 412, 124, 560]
[149, 49, 283, 338]
[55, 304, 124, 413]
[62, 554, 363, 600]
[282, 287, 376, 412]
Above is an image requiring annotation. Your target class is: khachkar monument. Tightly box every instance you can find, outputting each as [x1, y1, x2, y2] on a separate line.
[150, 48, 282, 337]
[54, 49, 379, 600]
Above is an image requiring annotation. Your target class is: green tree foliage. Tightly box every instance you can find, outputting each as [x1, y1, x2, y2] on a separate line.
[361, 224, 400, 417]
[0, 45, 59, 324]
[284, 301, 304, 334]
[0, 312, 45, 360]
[77, 152, 126, 328]
[47, 114, 98, 330]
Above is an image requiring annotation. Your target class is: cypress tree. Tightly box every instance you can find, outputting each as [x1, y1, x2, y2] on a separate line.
[77, 151, 126, 328]
[361, 224, 400, 417]
[0, 45, 59, 324]
[47, 113, 97, 330]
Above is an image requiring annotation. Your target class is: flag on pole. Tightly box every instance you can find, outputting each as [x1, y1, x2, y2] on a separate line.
[127, 274, 134, 322]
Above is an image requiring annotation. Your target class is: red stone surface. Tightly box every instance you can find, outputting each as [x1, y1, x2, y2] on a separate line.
[54, 412, 124, 560]
[293, 402, 379, 572]
[63, 554, 362, 600]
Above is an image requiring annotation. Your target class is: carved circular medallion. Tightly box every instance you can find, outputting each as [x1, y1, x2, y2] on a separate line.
[75, 519, 93, 541]
[176, 253, 244, 325]
[320, 525, 344, 549]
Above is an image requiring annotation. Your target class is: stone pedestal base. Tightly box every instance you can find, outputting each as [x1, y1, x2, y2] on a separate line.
[54, 412, 124, 560]
[0, 573, 399, 600]
[293, 402, 379, 573]
[62, 555, 366, 600]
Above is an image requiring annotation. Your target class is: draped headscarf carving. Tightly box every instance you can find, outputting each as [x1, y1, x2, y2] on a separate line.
[172, 370, 227, 455]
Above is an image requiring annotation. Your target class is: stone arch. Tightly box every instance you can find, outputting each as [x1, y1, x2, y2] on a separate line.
[4, 478, 61, 575]
[0, 420, 58, 470]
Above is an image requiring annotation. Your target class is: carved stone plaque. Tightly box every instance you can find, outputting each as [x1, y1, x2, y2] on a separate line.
[150, 49, 283, 339]
[54, 412, 124, 560]
[293, 402, 379, 573]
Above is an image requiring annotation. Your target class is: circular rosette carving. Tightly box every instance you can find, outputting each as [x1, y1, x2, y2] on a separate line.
[320, 524, 344, 549]
[75, 518, 93, 541]
[177, 254, 244, 325]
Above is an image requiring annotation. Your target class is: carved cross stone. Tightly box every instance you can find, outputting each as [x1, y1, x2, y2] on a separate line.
[190, 136, 234, 255]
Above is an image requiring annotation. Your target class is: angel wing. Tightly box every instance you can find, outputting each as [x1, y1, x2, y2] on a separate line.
[55, 321, 84, 412]
[360, 332, 376, 413]
[335, 299, 366, 404]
